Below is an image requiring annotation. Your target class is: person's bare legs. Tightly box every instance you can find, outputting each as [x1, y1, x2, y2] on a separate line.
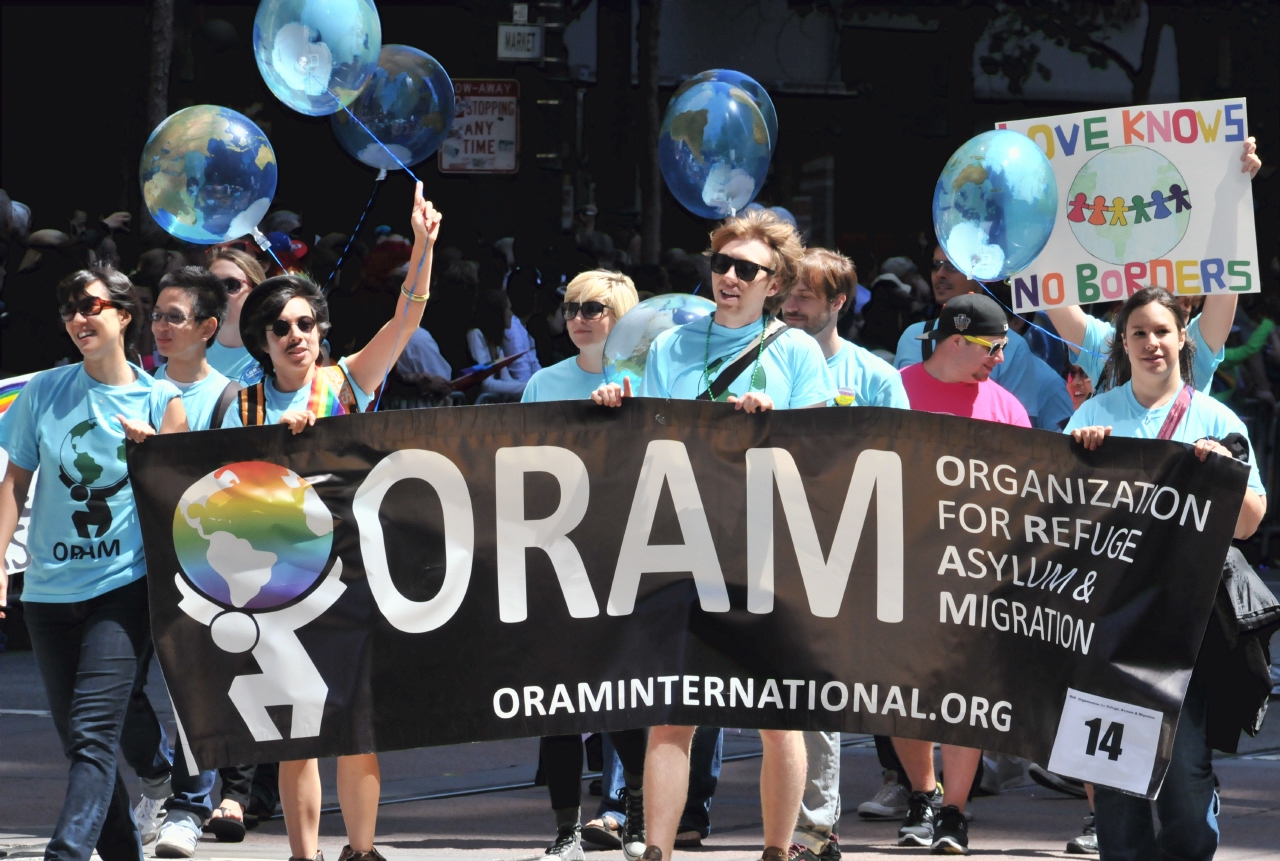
[891, 738, 936, 793]
[937, 746, 981, 812]
[644, 725, 697, 858]
[280, 759, 321, 859]
[759, 730, 807, 850]
[337, 753, 381, 853]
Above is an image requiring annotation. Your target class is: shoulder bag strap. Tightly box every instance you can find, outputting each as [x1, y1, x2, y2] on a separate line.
[696, 317, 789, 402]
[1156, 384, 1194, 441]
[210, 381, 243, 430]
[237, 382, 266, 427]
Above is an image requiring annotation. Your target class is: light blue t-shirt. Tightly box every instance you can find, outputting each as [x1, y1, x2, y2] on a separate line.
[895, 322, 1039, 416]
[828, 340, 909, 409]
[1065, 382, 1265, 497]
[221, 357, 372, 428]
[1025, 354, 1076, 432]
[156, 366, 234, 431]
[521, 356, 601, 403]
[640, 318, 835, 408]
[207, 340, 262, 385]
[0, 364, 181, 602]
[1076, 315, 1222, 394]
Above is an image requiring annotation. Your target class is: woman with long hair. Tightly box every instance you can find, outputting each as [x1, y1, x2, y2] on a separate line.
[206, 247, 268, 384]
[1066, 286, 1266, 860]
[0, 267, 186, 861]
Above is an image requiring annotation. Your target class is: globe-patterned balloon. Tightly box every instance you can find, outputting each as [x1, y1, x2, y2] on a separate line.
[331, 45, 455, 170]
[933, 129, 1058, 281]
[59, 420, 126, 490]
[659, 78, 772, 220]
[253, 0, 382, 116]
[140, 105, 278, 245]
[675, 69, 777, 154]
[173, 461, 333, 611]
[603, 294, 717, 391]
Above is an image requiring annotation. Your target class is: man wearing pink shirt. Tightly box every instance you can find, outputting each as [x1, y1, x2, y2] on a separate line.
[894, 293, 1028, 855]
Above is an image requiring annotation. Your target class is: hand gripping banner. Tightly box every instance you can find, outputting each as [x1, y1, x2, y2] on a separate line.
[129, 400, 1247, 798]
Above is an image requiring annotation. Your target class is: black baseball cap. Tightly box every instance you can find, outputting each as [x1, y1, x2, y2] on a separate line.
[916, 293, 1008, 341]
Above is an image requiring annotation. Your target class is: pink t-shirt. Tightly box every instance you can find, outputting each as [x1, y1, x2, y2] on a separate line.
[899, 362, 1031, 427]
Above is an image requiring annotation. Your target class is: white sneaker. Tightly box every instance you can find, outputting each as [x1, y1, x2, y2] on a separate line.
[133, 795, 169, 845]
[155, 812, 202, 858]
[857, 778, 910, 819]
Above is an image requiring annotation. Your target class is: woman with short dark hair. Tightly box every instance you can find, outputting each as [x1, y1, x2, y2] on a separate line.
[0, 266, 186, 861]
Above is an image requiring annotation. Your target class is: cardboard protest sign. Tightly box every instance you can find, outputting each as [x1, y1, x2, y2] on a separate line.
[998, 99, 1258, 311]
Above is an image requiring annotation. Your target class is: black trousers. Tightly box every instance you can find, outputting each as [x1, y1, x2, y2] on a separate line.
[542, 730, 647, 811]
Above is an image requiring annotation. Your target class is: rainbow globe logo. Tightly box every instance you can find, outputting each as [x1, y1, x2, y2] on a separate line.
[173, 462, 333, 611]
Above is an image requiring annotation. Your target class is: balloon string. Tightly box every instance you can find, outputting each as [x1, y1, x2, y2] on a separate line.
[328, 89, 422, 181]
[323, 170, 387, 296]
[978, 282, 1108, 362]
[251, 228, 288, 272]
[371, 242, 431, 413]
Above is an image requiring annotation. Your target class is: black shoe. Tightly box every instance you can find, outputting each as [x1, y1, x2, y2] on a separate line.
[337, 848, 385, 861]
[786, 844, 818, 861]
[621, 788, 646, 861]
[1065, 814, 1099, 854]
[820, 834, 840, 861]
[930, 806, 969, 855]
[1028, 764, 1088, 799]
[898, 789, 942, 846]
[544, 825, 585, 860]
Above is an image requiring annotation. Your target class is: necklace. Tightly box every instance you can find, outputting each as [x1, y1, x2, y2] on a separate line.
[702, 314, 768, 399]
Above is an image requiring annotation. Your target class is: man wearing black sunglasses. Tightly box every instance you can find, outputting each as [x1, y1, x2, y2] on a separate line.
[592, 209, 832, 861]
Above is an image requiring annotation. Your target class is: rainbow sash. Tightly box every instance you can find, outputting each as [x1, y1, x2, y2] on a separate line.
[238, 366, 358, 427]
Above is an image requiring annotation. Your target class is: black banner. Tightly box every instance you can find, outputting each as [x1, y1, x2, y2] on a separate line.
[131, 400, 1247, 797]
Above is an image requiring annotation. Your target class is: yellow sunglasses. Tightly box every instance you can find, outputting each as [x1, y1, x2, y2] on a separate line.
[962, 334, 1008, 356]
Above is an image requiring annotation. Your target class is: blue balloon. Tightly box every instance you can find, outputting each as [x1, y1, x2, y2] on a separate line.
[676, 69, 777, 153]
[659, 77, 772, 220]
[933, 130, 1058, 281]
[139, 105, 278, 245]
[253, 0, 382, 117]
[603, 294, 717, 391]
[331, 45, 454, 170]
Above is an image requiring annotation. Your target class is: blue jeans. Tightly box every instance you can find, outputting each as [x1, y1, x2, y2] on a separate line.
[166, 739, 215, 821]
[1094, 670, 1219, 861]
[24, 577, 151, 861]
[596, 726, 723, 837]
[119, 642, 172, 793]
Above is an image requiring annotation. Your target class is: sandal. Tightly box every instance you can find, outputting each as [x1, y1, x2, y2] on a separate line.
[582, 817, 622, 848]
[206, 804, 247, 842]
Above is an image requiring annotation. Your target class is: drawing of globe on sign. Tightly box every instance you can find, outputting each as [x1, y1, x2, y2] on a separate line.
[1065, 146, 1191, 266]
[173, 462, 333, 611]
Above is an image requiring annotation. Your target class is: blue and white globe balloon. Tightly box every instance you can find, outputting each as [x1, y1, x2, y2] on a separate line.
[331, 45, 454, 170]
[933, 130, 1058, 281]
[253, 0, 382, 117]
[677, 69, 777, 154]
[603, 294, 717, 392]
[658, 76, 772, 220]
[140, 105, 277, 245]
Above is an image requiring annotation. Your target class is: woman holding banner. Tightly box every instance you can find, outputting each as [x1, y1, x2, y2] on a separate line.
[521, 269, 650, 860]
[592, 209, 833, 861]
[223, 183, 441, 861]
[0, 267, 187, 861]
[1067, 286, 1265, 861]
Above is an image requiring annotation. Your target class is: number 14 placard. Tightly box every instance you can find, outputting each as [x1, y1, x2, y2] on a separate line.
[1047, 688, 1164, 795]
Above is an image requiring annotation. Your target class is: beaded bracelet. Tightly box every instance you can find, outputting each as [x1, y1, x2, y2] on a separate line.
[400, 284, 428, 302]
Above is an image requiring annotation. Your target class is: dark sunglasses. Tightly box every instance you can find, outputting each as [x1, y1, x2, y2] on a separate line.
[931, 258, 961, 274]
[60, 296, 122, 322]
[221, 276, 251, 295]
[150, 309, 195, 326]
[561, 301, 609, 321]
[709, 252, 774, 283]
[270, 316, 317, 338]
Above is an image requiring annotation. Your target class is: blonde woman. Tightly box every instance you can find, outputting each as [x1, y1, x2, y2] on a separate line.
[521, 269, 639, 403]
[205, 247, 267, 384]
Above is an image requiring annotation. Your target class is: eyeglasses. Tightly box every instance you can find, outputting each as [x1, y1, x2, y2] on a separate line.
[709, 252, 774, 283]
[561, 301, 609, 321]
[221, 276, 251, 295]
[962, 334, 1007, 356]
[270, 316, 317, 338]
[150, 309, 196, 326]
[931, 258, 961, 274]
[59, 296, 121, 322]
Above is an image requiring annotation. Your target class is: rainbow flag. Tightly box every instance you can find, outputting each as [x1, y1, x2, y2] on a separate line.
[0, 371, 37, 418]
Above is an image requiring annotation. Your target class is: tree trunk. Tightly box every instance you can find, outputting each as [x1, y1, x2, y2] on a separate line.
[637, 0, 662, 265]
[147, 0, 174, 132]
